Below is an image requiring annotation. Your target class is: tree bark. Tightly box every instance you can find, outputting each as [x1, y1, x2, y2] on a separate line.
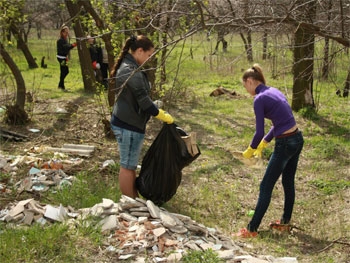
[262, 30, 268, 60]
[77, 0, 115, 105]
[10, 23, 38, 69]
[321, 0, 332, 80]
[342, 70, 349, 97]
[65, 0, 96, 93]
[291, 1, 316, 111]
[292, 30, 315, 110]
[0, 42, 26, 110]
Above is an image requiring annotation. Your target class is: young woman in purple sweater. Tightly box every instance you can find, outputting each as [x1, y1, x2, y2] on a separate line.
[236, 64, 304, 238]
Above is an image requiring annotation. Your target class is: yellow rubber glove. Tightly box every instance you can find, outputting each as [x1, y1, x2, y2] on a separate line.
[155, 109, 174, 124]
[254, 140, 268, 158]
[242, 146, 255, 158]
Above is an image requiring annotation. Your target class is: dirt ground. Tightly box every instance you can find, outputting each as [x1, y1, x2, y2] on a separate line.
[1, 95, 349, 263]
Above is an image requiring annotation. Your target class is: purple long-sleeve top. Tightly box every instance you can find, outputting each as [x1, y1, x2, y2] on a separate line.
[250, 84, 296, 149]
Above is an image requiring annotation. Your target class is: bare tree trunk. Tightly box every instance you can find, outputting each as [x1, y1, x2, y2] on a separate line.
[0, 42, 26, 111]
[65, 0, 96, 93]
[342, 70, 349, 97]
[240, 30, 253, 62]
[241, 0, 253, 62]
[321, 0, 332, 79]
[10, 23, 38, 69]
[262, 30, 267, 60]
[77, 0, 115, 106]
[292, 1, 316, 111]
[160, 4, 171, 87]
[321, 36, 330, 79]
[292, 27, 315, 110]
[36, 22, 42, 39]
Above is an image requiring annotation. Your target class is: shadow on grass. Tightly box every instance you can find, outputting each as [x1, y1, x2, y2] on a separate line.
[258, 229, 341, 256]
[300, 106, 350, 140]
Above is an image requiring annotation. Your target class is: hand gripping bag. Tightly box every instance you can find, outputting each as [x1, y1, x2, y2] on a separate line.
[136, 123, 200, 205]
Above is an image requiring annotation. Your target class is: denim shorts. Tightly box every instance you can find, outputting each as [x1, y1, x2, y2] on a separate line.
[110, 124, 145, 170]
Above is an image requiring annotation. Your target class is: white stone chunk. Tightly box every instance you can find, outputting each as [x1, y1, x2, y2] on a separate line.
[146, 200, 160, 218]
[99, 214, 118, 232]
[217, 249, 235, 260]
[200, 243, 213, 250]
[44, 204, 67, 222]
[167, 252, 183, 262]
[153, 256, 167, 262]
[120, 212, 138, 222]
[153, 227, 166, 237]
[138, 216, 148, 224]
[89, 204, 104, 216]
[102, 198, 115, 209]
[118, 254, 135, 260]
[171, 212, 191, 222]
[169, 225, 188, 234]
[9, 198, 33, 217]
[273, 257, 298, 263]
[129, 224, 139, 232]
[160, 211, 177, 228]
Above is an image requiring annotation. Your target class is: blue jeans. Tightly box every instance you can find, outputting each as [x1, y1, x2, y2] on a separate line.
[111, 124, 144, 170]
[248, 131, 304, 232]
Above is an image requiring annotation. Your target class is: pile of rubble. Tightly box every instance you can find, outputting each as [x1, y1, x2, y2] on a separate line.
[0, 195, 298, 262]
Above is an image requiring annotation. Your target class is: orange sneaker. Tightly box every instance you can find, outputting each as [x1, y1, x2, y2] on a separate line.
[235, 228, 258, 238]
[269, 220, 291, 232]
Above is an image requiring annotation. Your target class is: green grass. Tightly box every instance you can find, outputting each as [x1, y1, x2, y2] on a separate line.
[1, 30, 350, 263]
[0, 224, 95, 263]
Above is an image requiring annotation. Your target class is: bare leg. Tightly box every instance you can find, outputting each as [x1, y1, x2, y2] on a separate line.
[119, 167, 139, 198]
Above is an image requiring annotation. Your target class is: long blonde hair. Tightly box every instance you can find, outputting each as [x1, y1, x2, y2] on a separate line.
[59, 25, 69, 37]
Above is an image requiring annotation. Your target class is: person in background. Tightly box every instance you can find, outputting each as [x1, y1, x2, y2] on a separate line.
[236, 64, 304, 238]
[87, 36, 103, 84]
[56, 25, 76, 91]
[110, 35, 174, 198]
[101, 44, 109, 89]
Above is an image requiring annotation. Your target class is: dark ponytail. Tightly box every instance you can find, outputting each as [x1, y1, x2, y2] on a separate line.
[111, 35, 154, 77]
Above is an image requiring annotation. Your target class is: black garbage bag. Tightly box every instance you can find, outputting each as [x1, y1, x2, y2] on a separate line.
[136, 123, 200, 205]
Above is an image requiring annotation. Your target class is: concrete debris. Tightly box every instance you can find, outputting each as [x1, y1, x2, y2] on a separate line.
[76, 196, 298, 262]
[44, 144, 95, 157]
[0, 198, 76, 225]
[0, 196, 298, 262]
[0, 152, 84, 194]
[16, 167, 75, 193]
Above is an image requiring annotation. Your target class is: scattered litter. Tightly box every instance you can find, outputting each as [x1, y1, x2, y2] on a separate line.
[102, 159, 115, 168]
[56, 107, 68, 113]
[28, 128, 40, 133]
[29, 167, 41, 175]
[16, 167, 74, 193]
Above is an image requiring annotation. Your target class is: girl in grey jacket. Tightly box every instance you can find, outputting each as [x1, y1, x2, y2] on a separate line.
[110, 35, 173, 198]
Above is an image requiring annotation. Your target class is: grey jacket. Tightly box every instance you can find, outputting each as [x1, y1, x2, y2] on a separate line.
[112, 54, 154, 131]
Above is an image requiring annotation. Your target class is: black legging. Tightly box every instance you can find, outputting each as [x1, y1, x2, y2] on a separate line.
[57, 58, 69, 89]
